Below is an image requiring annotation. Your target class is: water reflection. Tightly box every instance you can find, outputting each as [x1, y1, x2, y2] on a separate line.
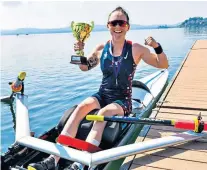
[184, 27, 207, 35]
[10, 104, 16, 130]
[3, 102, 16, 131]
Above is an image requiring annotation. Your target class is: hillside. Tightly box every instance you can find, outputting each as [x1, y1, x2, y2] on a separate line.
[1, 17, 206, 36]
[180, 17, 207, 28]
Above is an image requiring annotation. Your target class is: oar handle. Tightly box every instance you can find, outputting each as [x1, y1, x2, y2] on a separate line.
[86, 115, 104, 121]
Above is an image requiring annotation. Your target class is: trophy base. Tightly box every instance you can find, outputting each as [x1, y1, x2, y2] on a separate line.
[70, 55, 88, 65]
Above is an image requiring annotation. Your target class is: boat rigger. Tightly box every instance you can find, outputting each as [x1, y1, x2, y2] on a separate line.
[14, 92, 206, 169]
[10, 69, 206, 170]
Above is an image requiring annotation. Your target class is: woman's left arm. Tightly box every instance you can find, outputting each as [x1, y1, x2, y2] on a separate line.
[133, 37, 169, 69]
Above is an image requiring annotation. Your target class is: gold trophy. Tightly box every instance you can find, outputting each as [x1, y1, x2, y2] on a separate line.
[70, 21, 94, 65]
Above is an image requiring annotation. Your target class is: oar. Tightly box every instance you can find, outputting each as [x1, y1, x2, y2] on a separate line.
[86, 113, 207, 133]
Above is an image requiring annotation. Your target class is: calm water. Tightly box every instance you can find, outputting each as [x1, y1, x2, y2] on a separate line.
[1, 28, 207, 154]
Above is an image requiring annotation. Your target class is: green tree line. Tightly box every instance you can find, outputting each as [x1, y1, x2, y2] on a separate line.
[180, 17, 207, 27]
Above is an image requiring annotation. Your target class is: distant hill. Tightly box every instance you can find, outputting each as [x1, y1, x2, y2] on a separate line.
[0, 20, 191, 36]
[1, 24, 179, 36]
[1, 27, 72, 35]
[2, 17, 206, 36]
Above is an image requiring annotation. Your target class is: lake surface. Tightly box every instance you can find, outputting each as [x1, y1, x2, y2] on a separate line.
[1, 28, 207, 154]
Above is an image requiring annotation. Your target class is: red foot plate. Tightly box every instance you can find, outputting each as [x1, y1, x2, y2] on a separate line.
[57, 135, 102, 153]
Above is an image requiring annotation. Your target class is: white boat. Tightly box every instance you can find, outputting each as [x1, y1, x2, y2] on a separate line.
[2, 69, 171, 170]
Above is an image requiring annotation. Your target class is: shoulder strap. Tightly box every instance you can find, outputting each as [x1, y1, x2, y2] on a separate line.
[126, 40, 132, 45]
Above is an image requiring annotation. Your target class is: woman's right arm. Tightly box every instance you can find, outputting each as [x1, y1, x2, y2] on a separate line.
[79, 43, 105, 71]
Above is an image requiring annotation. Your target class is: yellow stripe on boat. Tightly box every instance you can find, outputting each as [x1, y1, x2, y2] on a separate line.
[86, 115, 104, 121]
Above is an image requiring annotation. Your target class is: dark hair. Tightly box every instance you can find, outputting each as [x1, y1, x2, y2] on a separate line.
[108, 6, 129, 23]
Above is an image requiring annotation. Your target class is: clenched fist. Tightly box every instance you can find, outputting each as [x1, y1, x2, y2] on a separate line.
[144, 36, 159, 48]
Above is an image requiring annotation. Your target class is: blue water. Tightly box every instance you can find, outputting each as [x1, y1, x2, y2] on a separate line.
[1, 28, 207, 154]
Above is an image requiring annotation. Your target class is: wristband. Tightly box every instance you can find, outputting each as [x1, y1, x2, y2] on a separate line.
[87, 57, 98, 70]
[154, 43, 163, 54]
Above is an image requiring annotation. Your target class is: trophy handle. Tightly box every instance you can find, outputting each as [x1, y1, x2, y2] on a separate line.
[71, 21, 80, 41]
[85, 21, 94, 40]
[71, 21, 74, 32]
[90, 21, 95, 32]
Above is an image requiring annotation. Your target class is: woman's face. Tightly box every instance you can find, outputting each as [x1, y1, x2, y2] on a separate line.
[108, 11, 129, 41]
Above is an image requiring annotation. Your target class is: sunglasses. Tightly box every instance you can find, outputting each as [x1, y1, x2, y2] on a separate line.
[107, 20, 129, 27]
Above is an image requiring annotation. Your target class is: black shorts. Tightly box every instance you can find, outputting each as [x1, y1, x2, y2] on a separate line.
[92, 92, 131, 116]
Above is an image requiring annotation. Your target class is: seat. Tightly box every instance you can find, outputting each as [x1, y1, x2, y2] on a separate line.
[56, 107, 121, 145]
[132, 80, 151, 94]
[79, 110, 121, 145]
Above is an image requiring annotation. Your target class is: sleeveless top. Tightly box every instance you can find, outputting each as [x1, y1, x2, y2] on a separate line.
[99, 40, 137, 101]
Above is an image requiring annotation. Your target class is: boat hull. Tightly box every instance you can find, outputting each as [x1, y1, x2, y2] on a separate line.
[1, 69, 169, 170]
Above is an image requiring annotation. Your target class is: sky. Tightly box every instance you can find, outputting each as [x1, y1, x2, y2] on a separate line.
[1, 0, 207, 30]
